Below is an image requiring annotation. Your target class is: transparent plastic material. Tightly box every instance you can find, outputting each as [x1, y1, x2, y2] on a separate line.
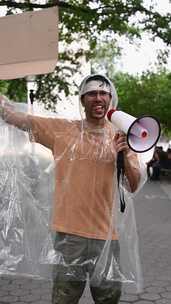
[0, 99, 147, 293]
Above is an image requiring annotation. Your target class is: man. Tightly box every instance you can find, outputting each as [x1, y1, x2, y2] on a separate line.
[0, 74, 141, 304]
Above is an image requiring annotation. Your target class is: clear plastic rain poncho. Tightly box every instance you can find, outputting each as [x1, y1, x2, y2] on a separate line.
[0, 77, 147, 294]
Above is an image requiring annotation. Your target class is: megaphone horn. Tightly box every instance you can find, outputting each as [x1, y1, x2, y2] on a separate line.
[107, 109, 161, 153]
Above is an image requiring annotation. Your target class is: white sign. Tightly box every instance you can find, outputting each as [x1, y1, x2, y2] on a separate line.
[0, 7, 58, 79]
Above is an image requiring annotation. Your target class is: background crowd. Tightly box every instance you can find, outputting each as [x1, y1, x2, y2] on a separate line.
[147, 146, 171, 180]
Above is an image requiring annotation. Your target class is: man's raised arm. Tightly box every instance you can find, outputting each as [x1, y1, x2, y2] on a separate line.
[0, 95, 31, 131]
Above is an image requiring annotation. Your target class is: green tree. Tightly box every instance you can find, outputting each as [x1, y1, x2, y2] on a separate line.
[91, 39, 121, 78]
[112, 70, 171, 136]
[0, 79, 27, 102]
[0, 80, 8, 95]
[0, 0, 171, 108]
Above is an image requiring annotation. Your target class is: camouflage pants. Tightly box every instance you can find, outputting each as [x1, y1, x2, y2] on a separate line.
[52, 233, 122, 304]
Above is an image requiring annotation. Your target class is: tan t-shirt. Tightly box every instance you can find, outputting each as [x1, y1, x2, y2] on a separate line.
[28, 116, 139, 240]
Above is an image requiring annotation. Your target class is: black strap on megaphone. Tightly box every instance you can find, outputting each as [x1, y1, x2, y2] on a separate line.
[117, 151, 126, 213]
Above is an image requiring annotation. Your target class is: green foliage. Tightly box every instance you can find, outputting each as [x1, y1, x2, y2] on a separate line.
[0, 79, 27, 102]
[91, 39, 121, 77]
[0, 80, 8, 95]
[112, 69, 171, 135]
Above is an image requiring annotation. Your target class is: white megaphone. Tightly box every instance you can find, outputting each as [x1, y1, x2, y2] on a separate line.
[107, 109, 161, 153]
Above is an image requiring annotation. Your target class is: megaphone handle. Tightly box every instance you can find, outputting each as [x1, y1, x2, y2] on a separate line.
[117, 151, 126, 213]
[117, 151, 124, 172]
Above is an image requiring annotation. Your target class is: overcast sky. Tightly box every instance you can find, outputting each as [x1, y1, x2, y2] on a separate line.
[117, 35, 171, 75]
[116, 0, 171, 75]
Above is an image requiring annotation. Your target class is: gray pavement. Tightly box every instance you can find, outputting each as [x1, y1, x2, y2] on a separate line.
[0, 180, 171, 304]
[119, 179, 171, 304]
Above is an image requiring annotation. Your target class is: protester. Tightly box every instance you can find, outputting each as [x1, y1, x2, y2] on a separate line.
[0, 74, 145, 304]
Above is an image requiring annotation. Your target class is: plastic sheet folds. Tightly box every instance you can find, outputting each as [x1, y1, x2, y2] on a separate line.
[0, 102, 147, 292]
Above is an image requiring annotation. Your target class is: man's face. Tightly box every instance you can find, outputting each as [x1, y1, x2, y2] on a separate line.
[81, 90, 111, 123]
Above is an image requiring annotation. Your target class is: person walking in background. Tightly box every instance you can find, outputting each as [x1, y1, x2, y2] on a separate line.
[146, 148, 161, 180]
[166, 148, 171, 169]
[147, 146, 171, 180]
[0, 74, 144, 304]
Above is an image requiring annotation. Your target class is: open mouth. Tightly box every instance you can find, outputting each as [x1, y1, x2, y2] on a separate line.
[93, 105, 105, 114]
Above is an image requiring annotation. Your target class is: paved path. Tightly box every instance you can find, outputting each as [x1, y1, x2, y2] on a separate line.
[120, 179, 171, 304]
[0, 180, 171, 304]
